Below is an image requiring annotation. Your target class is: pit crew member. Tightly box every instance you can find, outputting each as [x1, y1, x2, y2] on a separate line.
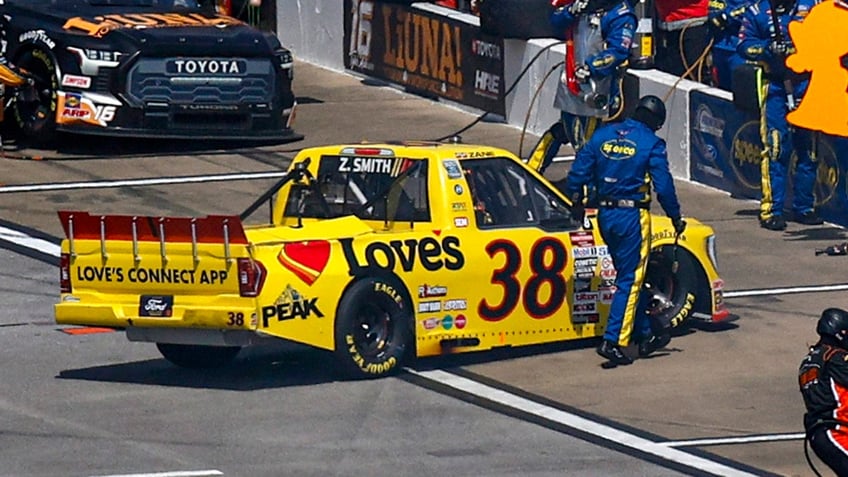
[563, 95, 686, 366]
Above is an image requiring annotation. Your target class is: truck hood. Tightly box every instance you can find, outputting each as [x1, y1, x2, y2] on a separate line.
[16, 3, 274, 56]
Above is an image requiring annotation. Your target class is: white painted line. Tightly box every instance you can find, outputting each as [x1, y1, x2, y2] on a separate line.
[662, 433, 805, 447]
[0, 171, 286, 194]
[0, 225, 60, 257]
[724, 283, 848, 298]
[409, 368, 760, 477]
[89, 471, 223, 477]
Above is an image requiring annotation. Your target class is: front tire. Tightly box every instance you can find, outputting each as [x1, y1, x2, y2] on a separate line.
[334, 277, 412, 379]
[156, 343, 241, 369]
[644, 246, 698, 330]
[11, 49, 58, 145]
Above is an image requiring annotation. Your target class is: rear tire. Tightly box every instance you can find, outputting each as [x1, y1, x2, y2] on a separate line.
[334, 277, 412, 379]
[156, 343, 241, 369]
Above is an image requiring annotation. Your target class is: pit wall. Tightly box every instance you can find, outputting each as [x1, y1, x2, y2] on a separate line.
[276, 0, 848, 227]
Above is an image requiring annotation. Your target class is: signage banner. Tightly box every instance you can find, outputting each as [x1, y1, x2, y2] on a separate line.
[690, 90, 848, 227]
[344, 0, 506, 116]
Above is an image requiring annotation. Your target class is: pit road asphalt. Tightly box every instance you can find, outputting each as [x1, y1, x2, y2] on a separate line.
[1, 61, 846, 476]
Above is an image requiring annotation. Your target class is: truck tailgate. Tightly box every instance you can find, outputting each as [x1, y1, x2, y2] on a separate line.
[55, 211, 263, 331]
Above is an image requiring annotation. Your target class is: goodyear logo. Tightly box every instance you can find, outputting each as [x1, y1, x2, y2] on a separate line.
[600, 139, 637, 160]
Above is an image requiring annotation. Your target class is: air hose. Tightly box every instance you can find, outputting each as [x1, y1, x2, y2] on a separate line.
[432, 40, 566, 142]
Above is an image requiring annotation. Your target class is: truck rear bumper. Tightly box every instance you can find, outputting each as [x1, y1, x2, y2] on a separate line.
[55, 300, 258, 330]
[126, 327, 277, 347]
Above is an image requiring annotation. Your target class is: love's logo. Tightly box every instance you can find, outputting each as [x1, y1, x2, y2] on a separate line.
[277, 240, 330, 286]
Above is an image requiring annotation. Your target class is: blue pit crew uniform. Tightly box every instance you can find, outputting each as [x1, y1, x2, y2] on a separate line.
[529, 0, 636, 173]
[708, 0, 750, 90]
[563, 117, 682, 348]
[737, 0, 819, 226]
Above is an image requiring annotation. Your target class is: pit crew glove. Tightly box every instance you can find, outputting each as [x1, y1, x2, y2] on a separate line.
[672, 217, 687, 235]
[768, 41, 795, 57]
[568, 0, 591, 15]
[574, 64, 591, 83]
[571, 202, 585, 225]
[710, 12, 728, 29]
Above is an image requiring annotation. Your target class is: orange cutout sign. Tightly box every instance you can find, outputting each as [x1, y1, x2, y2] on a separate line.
[786, 0, 848, 135]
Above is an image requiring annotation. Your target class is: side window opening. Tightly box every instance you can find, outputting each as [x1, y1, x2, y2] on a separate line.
[464, 157, 577, 230]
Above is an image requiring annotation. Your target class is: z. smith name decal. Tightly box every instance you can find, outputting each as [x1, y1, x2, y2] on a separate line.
[337, 156, 412, 177]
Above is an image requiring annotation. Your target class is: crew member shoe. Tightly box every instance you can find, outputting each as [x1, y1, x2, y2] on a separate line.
[638, 332, 671, 358]
[793, 211, 824, 225]
[596, 340, 633, 366]
[759, 216, 787, 231]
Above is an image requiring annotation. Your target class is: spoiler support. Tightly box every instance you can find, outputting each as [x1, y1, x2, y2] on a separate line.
[190, 218, 199, 266]
[132, 217, 140, 263]
[159, 218, 167, 264]
[223, 218, 232, 264]
[99, 216, 108, 260]
[68, 213, 76, 258]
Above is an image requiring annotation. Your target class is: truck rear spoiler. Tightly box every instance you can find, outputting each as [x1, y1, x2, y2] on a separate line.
[57, 211, 248, 264]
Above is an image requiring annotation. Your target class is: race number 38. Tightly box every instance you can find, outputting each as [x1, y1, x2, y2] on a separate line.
[479, 237, 567, 321]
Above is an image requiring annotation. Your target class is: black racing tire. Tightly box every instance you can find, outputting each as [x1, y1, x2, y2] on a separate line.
[644, 245, 699, 330]
[11, 49, 58, 145]
[334, 276, 413, 379]
[156, 343, 241, 369]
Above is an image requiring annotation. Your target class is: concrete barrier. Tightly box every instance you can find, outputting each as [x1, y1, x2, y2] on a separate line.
[277, 0, 345, 71]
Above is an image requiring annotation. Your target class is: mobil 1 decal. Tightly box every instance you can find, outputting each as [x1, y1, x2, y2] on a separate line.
[480, 237, 568, 321]
[340, 234, 464, 275]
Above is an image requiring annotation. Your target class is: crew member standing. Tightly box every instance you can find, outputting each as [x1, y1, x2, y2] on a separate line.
[528, 0, 636, 174]
[563, 95, 686, 366]
[708, 0, 750, 90]
[737, 0, 821, 231]
[799, 308, 848, 476]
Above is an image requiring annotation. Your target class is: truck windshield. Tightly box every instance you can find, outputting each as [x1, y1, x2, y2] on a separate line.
[283, 155, 431, 222]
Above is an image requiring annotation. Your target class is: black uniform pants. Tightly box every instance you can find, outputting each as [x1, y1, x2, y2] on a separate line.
[810, 426, 848, 476]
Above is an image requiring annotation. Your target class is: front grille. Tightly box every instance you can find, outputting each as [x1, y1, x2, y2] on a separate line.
[126, 57, 276, 105]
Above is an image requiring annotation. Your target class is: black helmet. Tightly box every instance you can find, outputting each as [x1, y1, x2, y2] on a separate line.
[634, 95, 667, 131]
[817, 308, 848, 344]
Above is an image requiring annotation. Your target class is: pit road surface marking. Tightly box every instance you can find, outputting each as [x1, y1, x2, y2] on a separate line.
[90, 471, 224, 477]
[407, 369, 761, 477]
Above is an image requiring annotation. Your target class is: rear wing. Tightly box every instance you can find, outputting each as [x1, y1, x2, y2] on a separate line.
[57, 211, 248, 264]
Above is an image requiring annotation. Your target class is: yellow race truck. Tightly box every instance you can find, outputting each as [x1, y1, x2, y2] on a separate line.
[55, 142, 730, 378]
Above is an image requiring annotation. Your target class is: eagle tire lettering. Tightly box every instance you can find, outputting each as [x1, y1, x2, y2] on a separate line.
[334, 277, 412, 379]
